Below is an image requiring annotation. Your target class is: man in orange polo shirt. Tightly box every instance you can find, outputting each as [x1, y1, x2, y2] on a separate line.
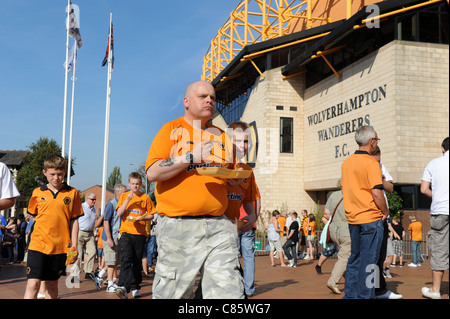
[146, 81, 244, 299]
[341, 125, 392, 299]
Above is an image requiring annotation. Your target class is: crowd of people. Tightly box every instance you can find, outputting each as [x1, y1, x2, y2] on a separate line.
[261, 130, 445, 302]
[265, 204, 427, 297]
[0, 81, 448, 300]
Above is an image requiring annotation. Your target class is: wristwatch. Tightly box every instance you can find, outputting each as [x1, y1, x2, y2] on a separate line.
[186, 151, 194, 164]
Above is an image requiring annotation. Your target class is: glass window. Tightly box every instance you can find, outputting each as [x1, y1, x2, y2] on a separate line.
[394, 184, 432, 210]
[419, 11, 440, 43]
[280, 117, 293, 153]
[217, 87, 253, 125]
[396, 13, 417, 41]
[395, 3, 449, 44]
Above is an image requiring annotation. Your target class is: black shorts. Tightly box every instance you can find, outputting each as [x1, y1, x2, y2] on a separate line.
[26, 250, 67, 281]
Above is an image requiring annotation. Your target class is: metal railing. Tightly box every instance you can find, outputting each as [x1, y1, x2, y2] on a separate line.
[253, 230, 430, 260]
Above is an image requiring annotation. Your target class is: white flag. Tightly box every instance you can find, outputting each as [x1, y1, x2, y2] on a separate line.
[63, 43, 76, 74]
[67, 1, 82, 48]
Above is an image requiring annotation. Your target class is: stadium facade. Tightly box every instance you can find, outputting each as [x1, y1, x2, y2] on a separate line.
[205, 0, 449, 217]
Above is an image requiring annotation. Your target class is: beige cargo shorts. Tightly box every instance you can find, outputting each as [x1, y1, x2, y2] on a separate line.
[152, 215, 244, 299]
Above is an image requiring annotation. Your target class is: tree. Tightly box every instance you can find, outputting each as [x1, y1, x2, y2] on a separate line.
[387, 191, 403, 219]
[136, 163, 149, 194]
[107, 166, 122, 188]
[16, 137, 74, 201]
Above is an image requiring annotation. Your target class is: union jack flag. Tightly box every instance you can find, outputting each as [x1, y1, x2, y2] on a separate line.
[101, 23, 114, 69]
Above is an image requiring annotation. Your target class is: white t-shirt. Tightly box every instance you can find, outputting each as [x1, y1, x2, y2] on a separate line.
[0, 162, 20, 200]
[381, 163, 393, 207]
[421, 151, 449, 215]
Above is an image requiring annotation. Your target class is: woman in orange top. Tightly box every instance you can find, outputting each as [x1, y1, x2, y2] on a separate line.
[305, 214, 316, 260]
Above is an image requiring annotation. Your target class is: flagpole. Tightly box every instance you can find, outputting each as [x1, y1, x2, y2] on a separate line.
[101, 11, 113, 215]
[67, 44, 77, 185]
[62, 0, 71, 157]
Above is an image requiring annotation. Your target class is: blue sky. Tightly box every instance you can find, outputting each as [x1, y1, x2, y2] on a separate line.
[0, 0, 236, 191]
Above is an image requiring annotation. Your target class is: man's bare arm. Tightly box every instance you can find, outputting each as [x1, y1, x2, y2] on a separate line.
[420, 180, 432, 198]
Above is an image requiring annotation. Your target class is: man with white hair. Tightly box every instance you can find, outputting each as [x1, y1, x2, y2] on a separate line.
[76, 192, 98, 281]
[341, 125, 400, 299]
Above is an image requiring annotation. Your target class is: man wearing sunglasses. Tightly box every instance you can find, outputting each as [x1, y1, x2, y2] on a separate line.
[75, 193, 98, 282]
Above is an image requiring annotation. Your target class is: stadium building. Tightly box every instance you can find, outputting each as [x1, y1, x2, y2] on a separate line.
[203, 0, 449, 223]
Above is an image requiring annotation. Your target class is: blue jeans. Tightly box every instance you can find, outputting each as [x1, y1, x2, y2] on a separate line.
[411, 240, 421, 265]
[238, 229, 255, 295]
[146, 235, 157, 264]
[344, 219, 384, 299]
[283, 239, 298, 265]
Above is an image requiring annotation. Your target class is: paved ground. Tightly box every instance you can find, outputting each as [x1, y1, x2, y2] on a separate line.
[1, 254, 447, 300]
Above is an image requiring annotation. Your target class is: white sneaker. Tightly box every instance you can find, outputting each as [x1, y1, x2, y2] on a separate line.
[383, 269, 392, 278]
[376, 290, 403, 299]
[407, 263, 417, 267]
[422, 287, 441, 299]
[132, 289, 141, 298]
[106, 283, 118, 293]
[388, 291, 403, 299]
[37, 293, 46, 299]
[94, 275, 104, 290]
[288, 260, 294, 267]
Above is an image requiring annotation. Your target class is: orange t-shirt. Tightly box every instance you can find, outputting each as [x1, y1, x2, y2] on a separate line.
[145, 116, 235, 217]
[117, 191, 154, 236]
[27, 184, 83, 255]
[224, 163, 259, 221]
[278, 217, 287, 237]
[341, 151, 383, 225]
[301, 216, 309, 236]
[97, 226, 103, 249]
[306, 220, 316, 236]
[408, 221, 423, 241]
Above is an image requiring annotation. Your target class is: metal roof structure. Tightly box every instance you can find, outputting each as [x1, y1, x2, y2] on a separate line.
[207, 0, 448, 105]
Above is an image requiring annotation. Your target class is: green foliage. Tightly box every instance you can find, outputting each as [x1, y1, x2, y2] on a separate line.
[387, 191, 403, 219]
[107, 166, 122, 189]
[311, 200, 326, 230]
[16, 137, 69, 200]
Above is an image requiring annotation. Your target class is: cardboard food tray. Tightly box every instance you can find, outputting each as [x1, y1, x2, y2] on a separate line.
[196, 167, 252, 179]
[127, 212, 148, 222]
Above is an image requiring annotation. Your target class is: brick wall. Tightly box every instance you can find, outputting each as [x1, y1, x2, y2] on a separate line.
[80, 185, 115, 215]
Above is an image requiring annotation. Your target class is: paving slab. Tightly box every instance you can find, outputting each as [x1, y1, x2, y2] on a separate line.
[1, 255, 447, 300]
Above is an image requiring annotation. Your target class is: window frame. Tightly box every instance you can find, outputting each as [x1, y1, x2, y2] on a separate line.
[280, 117, 294, 154]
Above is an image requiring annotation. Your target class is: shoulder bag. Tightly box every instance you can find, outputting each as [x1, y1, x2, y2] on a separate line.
[326, 198, 343, 243]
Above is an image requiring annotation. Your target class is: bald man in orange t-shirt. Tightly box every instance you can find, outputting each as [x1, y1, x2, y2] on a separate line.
[146, 81, 244, 299]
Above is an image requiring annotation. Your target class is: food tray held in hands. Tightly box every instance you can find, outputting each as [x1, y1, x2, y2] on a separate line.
[196, 167, 252, 179]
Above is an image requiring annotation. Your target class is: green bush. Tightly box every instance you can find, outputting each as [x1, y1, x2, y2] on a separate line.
[387, 191, 403, 219]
